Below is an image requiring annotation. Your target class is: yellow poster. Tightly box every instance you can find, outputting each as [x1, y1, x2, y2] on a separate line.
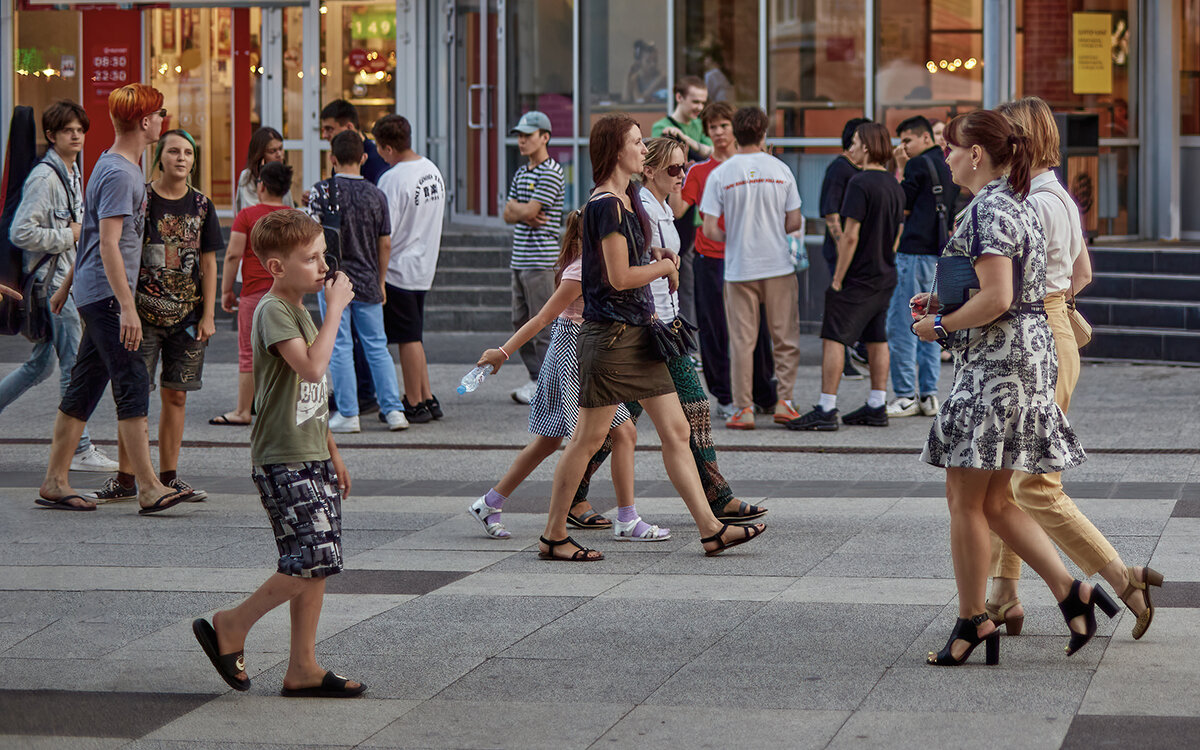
[1073, 12, 1112, 94]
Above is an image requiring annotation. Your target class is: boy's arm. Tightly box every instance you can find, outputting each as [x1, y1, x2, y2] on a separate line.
[98, 216, 140, 350]
[198, 251, 217, 341]
[273, 271, 354, 383]
[327, 431, 351, 498]
[377, 234, 391, 300]
[221, 232, 247, 313]
[9, 171, 75, 256]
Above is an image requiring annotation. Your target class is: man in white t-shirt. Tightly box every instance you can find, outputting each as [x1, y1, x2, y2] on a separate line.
[700, 106, 803, 430]
[373, 114, 446, 425]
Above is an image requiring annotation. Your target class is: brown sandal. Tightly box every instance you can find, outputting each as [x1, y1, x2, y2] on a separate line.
[537, 535, 604, 561]
[701, 523, 766, 557]
[985, 598, 1025, 636]
[1120, 566, 1164, 640]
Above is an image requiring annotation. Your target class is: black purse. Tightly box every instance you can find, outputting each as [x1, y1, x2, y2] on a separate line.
[648, 294, 698, 361]
[19, 255, 53, 344]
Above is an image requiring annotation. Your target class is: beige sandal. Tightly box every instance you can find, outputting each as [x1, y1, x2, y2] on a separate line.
[985, 598, 1024, 636]
[1120, 566, 1164, 640]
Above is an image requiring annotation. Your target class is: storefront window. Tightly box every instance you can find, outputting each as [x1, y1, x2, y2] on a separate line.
[506, 0, 575, 207]
[675, 0, 759, 106]
[767, 0, 865, 138]
[321, 1, 398, 134]
[146, 8, 236, 209]
[876, 0, 983, 131]
[1183, 0, 1200, 135]
[13, 10, 82, 153]
[580, 0, 666, 135]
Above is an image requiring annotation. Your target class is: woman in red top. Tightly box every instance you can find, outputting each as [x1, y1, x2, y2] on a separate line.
[209, 161, 294, 426]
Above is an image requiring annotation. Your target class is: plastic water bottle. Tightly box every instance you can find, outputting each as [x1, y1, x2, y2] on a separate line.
[457, 364, 494, 394]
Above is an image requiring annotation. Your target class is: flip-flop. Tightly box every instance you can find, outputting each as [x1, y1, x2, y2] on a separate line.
[280, 670, 366, 698]
[208, 415, 250, 426]
[34, 494, 96, 512]
[566, 507, 613, 529]
[716, 500, 769, 523]
[138, 490, 193, 515]
[192, 618, 250, 691]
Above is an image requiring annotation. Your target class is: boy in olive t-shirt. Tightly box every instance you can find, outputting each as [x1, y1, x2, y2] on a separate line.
[191, 209, 366, 698]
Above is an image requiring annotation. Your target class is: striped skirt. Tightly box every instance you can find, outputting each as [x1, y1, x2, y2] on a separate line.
[528, 318, 631, 438]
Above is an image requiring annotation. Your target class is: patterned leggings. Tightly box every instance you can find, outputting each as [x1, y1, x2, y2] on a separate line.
[572, 354, 736, 515]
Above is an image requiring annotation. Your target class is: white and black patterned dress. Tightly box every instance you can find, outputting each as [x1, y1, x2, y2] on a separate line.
[921, 178, 1087, 474]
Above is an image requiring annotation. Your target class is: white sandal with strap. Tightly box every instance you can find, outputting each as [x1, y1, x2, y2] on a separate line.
[613, 516, 671, 542]
[469, 495, 511, 539]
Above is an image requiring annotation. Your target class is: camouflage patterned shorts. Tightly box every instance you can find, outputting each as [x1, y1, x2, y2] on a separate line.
[252, 460, 343, 579]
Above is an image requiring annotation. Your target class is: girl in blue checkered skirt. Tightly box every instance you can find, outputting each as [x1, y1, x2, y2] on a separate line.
[467, 211, 670, 542]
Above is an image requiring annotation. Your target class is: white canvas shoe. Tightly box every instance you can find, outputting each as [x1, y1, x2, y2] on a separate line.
[70, 445, 119, 473]
[328, 413, 361, 433]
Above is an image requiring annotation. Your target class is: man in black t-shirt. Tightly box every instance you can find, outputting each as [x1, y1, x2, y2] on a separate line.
[820, 117, 871, 379]
[789, 123, 904, 432]
[885, 115, 958, 419]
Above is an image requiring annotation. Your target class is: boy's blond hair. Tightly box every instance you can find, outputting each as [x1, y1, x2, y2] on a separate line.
[250, 209, 323, 261]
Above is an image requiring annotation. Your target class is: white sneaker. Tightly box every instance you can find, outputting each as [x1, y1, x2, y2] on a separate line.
[919, 394, 941, 416]
[468, 494, 511, 539]
[886, 397, 921, 418]
[613, 516, 671, 541]
[328, 413, 361, 433]
[385, 410, 410, 431]
[511, 380, 538, 405]
[70, 445, 119, 473]
[714, 402, 736, 420]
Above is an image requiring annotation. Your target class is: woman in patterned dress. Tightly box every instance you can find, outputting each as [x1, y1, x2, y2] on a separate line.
[912, 109, 1118, 666]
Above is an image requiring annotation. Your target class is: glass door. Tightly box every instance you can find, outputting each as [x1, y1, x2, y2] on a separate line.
[452, 0, 502, 219]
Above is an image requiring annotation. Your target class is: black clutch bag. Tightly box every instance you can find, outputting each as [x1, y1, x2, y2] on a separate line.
[934, 255, 979, 314]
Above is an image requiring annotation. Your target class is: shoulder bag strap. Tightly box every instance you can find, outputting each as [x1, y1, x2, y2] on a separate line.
[1028, 183, 1086, 309]
[921, 153, 949, 248]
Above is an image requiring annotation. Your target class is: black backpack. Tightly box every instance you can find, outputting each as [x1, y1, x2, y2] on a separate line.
[0, 106, 40, 336]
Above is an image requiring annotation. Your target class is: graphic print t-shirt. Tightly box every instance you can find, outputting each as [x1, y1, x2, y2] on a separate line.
[306, 175, 391, 305]
[250, 294, 331, 466]
[378, 156, 446, 291]
[138, 186, 224, 327]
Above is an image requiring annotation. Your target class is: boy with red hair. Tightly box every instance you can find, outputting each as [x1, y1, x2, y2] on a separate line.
[36, 83, 194, 513]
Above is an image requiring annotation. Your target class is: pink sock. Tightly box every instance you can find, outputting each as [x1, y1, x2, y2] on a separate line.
[485, 489, 506, 524]
[617, 504, 660, 537]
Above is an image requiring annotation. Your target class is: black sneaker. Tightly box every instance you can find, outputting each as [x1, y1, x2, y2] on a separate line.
[426, 395, 443, 420]
[785, 406, 839, 431]
[403, 396, 433, 424]
[841, 403, 889, 427]
[170, 477, 208, 502]
[358, 399, 380, 416]
[850, 342, 870, 366]
[842, 357, 865, 380]
[84, 477, 137, 502]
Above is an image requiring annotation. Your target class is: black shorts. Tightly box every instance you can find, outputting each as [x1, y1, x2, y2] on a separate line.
[252, 460, 343, 579]
[383, 285, 426, 344]
[60, 296, 151, 422]
[820, 284, 894, 346]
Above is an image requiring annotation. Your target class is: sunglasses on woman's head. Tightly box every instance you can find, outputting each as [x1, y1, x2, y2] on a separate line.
[664, 164, 684, 177]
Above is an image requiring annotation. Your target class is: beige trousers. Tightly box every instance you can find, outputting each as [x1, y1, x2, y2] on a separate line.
[990, 291, 1118, 578]
[724, 274, 800, 410]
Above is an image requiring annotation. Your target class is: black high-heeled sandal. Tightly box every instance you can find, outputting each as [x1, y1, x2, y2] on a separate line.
[927, 613, 1000, 666]
[1058, 579, 1120, 656]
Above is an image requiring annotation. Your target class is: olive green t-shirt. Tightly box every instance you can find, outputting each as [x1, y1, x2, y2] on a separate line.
[250, 293, 331, 466]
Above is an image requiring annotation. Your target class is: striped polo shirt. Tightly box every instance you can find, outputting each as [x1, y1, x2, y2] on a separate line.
[508, 157, 564, 269]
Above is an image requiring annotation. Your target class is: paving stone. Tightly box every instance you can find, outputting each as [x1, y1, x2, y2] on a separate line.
[344, 548, 518, 572]
[1078, 609, 1200, 717]
[144, 694, 420, 745]
[427, 571, 631, 597]
[360, 699, 631, 749]
[599, 573, 797, 601]
[595, 705, 849, 750]
[775, 576, 955, 605]
[0, 690, 214, 737]
[645, 656, 887, 710]
[829, 711, 1071, 749]
[435, 656, 685, 704]
[1061, 715, 1200, 750]
[860, 667, 1094, 714]
[0, 737, 129, 750]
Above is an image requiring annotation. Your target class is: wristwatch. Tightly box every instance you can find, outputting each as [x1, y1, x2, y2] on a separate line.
[933, 314, 949, 342]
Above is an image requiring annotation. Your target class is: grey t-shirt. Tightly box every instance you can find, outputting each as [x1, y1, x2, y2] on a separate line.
[74, 151, 146, 307]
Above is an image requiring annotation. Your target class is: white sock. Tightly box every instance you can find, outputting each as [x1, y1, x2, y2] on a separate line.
[868, 390, 887, 408]
[818, 393, 837, 412]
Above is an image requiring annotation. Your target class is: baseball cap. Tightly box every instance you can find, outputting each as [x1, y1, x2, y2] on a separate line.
[510, 111, 552, 135]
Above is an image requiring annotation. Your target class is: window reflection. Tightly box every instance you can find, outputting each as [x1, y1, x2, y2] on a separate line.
[876, 0, 983, 130]
[768, 0, 866, 137]
[580, 0, 666, 135]
[1180, 0, 1199, 135]
[506, 0, 573, 137]
[675, 0, 759, 105]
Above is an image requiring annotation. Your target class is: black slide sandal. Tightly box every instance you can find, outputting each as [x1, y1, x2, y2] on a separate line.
[280, 670, 366, 698]
[138, 490, 193, 515]
[192, 618, 250, 691]
[716, 500, 768, 523]
[208, 415, 250, 426]
[566, 508, 613, 529]
[34, 494, 96, 512]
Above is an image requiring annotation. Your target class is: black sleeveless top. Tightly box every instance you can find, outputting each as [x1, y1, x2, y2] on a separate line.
[579, 193, 654, 326]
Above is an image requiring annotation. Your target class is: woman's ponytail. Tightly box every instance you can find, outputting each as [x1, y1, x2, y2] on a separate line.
[1007, 133, 1033, 200]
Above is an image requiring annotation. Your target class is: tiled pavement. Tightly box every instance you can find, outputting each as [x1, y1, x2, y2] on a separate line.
[1, 476, 1197, 749]
[2, 331, 1199, 748]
